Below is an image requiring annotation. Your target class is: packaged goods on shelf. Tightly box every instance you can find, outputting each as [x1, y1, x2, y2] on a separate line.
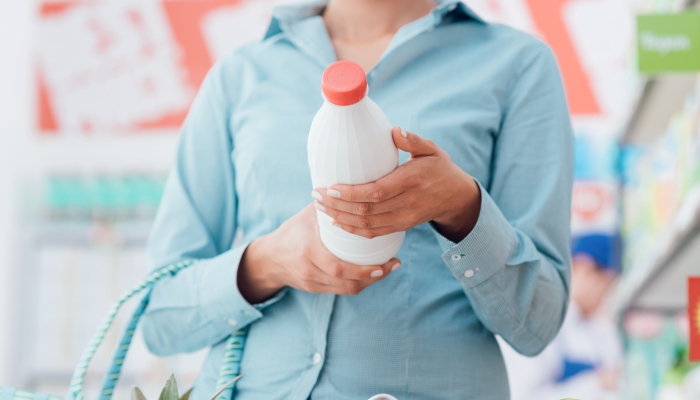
[623, 311, 699, 399]
[621, 74, 700, 273]
[44, 174, 166, 221]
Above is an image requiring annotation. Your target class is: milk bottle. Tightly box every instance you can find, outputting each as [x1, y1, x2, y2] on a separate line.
[308, 61, 405, 265]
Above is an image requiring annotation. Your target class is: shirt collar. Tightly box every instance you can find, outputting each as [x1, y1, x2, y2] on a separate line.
[264, 0, 484, 40]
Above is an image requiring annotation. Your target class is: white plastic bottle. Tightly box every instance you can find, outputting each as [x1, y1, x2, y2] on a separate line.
[308, 61, 405, 265]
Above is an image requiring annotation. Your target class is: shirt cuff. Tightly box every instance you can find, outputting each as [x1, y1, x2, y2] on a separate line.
[198, 242, 287, 333]
[253, 287, 288, 311]
[431, 181, 518, 289]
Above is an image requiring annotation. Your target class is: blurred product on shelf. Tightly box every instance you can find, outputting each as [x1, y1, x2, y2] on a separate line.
[573, 134, 620, 182]
[621, 74, 700, 275]
[571, 179, 619, 237]
[44, 174, 166, 220]
[623, 311, 699, 399]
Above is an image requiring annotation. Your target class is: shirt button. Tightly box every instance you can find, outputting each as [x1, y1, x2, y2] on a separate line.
[312, 353, 322, 364]
[226, 318, 237, 326]
[464, 269, 475, 278]
[243, 310, 254, 316]
[451, 254, 462, 261]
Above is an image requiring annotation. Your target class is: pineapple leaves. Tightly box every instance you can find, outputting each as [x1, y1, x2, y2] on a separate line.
[158, 375, 180, 400]
[180, 388, 193, 400]
[131, 374, 240, 400]
[131, 387, 148, 400]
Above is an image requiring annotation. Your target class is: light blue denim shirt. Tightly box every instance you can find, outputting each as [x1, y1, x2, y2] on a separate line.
[141, 1, 573, 399]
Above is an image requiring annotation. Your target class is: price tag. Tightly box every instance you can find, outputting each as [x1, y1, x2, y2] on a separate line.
[689, 277, 700, 361]
[638, 13, 700, 73]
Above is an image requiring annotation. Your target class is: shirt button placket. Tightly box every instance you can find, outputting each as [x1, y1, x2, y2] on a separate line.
[290, 294, 336, 399]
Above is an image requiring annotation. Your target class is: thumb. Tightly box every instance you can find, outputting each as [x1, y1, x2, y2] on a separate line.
[392, 126, 437, 157]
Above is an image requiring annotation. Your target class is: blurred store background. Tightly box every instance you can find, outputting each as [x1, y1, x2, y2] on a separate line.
[0, 0, 698, 399]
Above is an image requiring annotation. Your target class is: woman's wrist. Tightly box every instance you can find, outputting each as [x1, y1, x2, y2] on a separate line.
[238, 236, 285, 304]
[432, 172, 481, 243]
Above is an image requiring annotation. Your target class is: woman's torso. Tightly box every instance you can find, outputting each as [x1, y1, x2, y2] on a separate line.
[191, 3, 546, 398]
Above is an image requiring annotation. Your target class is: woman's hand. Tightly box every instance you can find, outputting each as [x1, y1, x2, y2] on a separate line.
[238, 204, 401, 304]
[312, 127, 481, 243]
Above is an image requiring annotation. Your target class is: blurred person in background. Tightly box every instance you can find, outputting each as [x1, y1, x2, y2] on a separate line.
[500, 234, 623, 400]
[140, 0, 574, 398]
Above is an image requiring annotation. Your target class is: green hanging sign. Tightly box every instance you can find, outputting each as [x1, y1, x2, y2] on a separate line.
[638, 13, 700, 73]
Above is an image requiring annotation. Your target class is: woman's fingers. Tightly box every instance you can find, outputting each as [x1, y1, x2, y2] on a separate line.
[323, 164, 414, 204]
[300, 260, 398, 296]
[330, 219, 399, 239]
[312, 188, 402, 216]
[316, 202, 399, 229]
[391, 126, 440, 157]
[310, 243, 395, 279]
[313, 257, 387, 281]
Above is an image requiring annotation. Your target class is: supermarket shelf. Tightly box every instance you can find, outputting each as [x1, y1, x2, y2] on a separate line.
[611, 186, 700, 313]
[621, 74, 697, 144]
[634, 227, 700, 309]
[26, 219, 152, 247]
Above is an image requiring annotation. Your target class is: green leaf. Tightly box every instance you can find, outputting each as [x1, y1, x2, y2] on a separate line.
[131, 387, 148, 400]
[159, 375, 180, 400]
[180, 388, 193, 400]
[208, 375, 244, 400]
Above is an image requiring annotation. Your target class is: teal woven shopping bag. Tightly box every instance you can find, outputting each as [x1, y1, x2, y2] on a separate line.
[0, 260, 247, 400]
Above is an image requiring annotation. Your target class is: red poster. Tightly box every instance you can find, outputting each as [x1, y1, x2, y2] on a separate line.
[36, 0, 290, 135]
[690, 277, 700, 361]
[525, 0, 600, 116]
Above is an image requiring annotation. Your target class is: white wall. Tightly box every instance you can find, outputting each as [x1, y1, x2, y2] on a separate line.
[0, 0, 35, 385]
[0, 0, 179, 386]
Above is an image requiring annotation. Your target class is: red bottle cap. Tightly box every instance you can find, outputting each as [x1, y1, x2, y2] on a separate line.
[322, 61, 367, 106]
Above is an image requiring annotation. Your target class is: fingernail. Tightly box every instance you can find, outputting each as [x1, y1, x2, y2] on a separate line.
[332, 221, 341, 227]
[314, 203, 326, 212]
[328, 189, 341, 198]
[391, 262, 401, 272]
[401, 128, 407, 138]
[371, 270, 384, 278]
[311, 190, 323, 202]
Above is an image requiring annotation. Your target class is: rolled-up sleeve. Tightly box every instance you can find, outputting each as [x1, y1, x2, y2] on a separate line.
[140, 55, 286, 357]
[432, 42, 573, 356]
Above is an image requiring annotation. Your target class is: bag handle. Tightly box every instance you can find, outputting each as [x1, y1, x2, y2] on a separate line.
[65, 260, 248, 400]
[98, 290, 151, 400]
[212, 330, 246, 400]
